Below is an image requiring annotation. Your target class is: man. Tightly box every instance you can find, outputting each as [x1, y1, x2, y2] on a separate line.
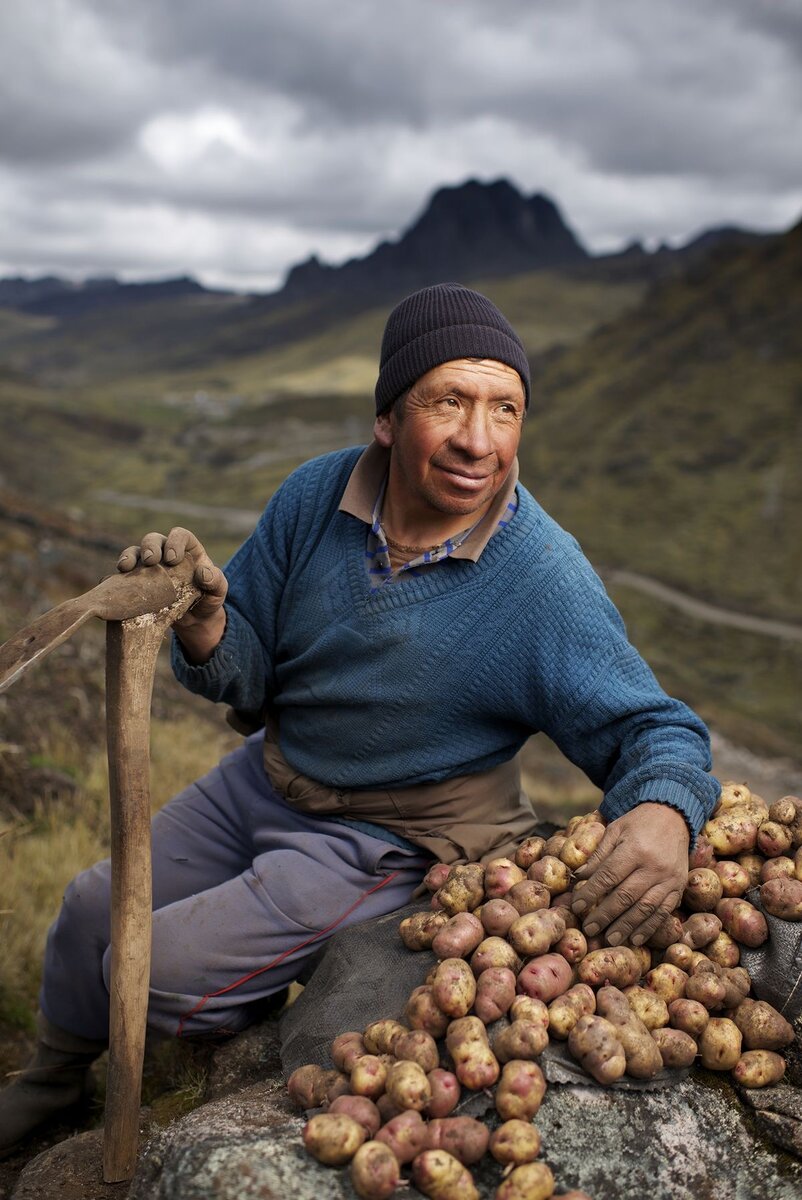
[0, 283, 718, 1150]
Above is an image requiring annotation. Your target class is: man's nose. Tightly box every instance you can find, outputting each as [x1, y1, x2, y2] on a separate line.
[450, 407, 493, 458]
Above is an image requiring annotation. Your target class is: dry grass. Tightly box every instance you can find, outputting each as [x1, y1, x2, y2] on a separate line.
[0, 716, 238, 1031]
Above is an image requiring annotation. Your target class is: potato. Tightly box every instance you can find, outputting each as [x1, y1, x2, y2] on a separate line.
[493, 1019, 550, 1062]
[528, 855, 571, 894]
[425, 1068, 461, 1118]
[394, 1030, 439, 1073]
[376, 1110, 429, 1164]
[567, 1014, 627, 1084]
[506, 880, 551, 915]
[757, 820, 793, 858]
[595, 986, 663, 1079]
[446, 1016, 501, 1090]
[351, 1055, 389, 1100]
[714, 860, 751, 897]
[797, 845, 802, 880]
[651, 1027, 697, 1069]
[517, 953, 574, 1002]
[731, 998, 795, 1050]
[683, 868, 723, 913]
[715, 898, 769, 947]
[471, 937, 522, 977]
[645, 963, 688, 1004]
[716, 781, 752, 812]
[760, 876, 802, 920]
[508, 909, 566, 957]
[770, 797, 799, 825]
[411, 1149, 479, 1200]
[437, 864, 486, 915]
[663, 943, 694, 972]
[736, 853, 764, 889]
[495, 1059, 547, 1120]
[489, 1118, 542, 1166]
[647, 914, 684, 950]
[400, 910, 450, 951]
[432, 912, 485, 960]
[331, 1031, 367, 1073]
[699, 1018, 742, 1070]
[376, 1093, 402, 1124]
[287, 1063, 332, 1109]
[548, 984, 596, 1040]
[495, 1162, 555, 1200]
[703, 931, 740, 968]
[364, 1019, 407, 1056]
[623, 986, 669, 1030]
[432, 958, 480, 1021]
[406, 986, 451, 1038]
[555, 927, 588, 964]
[515, 836, 547, 870]
[543, 833, 568, 857]
[385, 1060, 431, 1112]
[350, 1140, 401, 1200]
[732, 1050, 787, 1088]
[688, 835, 715, 869]
[685, 972, 726, 1011]
[668, 998, 709, 1038]
[760, 856, 796, 883]
[303, 1112, 366, 1165]
[680, 913, 722, 949]
[559, 822, 606, 869]
[704, 811, 758, 856]
[480, 898, 520, 937]
[578, 947, 642, 990]
[426, 1117, 489, 1165]
[484, 858, 526, 898]
[474, 967, 517, 1024]
[510, 995, 550, 1027]
[327, 1095, 381, 1138]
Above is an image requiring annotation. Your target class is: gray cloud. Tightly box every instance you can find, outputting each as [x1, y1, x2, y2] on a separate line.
[0, 0, 799, 289]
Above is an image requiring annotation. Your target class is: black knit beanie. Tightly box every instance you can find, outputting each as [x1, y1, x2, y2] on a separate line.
[374, 282, 530, 414]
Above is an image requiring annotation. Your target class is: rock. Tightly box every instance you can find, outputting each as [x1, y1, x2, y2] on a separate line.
[11, 1130, 127, 1200]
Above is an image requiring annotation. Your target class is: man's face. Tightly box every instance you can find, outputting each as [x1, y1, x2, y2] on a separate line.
[373, 358, 526, 524]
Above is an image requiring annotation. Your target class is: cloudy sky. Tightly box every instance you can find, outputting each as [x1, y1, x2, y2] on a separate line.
[1, 0, 800, 291]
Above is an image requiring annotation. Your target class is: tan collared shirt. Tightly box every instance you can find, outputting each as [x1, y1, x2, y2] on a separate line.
[338, 440, 520, 565]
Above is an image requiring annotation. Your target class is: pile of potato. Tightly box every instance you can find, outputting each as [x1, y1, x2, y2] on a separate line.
[288, 783, 800, 1199]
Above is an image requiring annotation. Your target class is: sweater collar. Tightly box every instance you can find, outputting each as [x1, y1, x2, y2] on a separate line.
[338, 441, 519, 563]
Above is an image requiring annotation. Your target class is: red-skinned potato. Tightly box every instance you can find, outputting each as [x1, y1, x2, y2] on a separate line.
[480, 898, 520, 937]
[568, 1014, 626, 1084]
[515, 836, 547, 870]
[688, 835, 715, 869]
[424, 863, 452, 893]
[714, 860, 751, 897]
[327, 1096, 382, 1138]
[757, 820, 793, 858]
[685, 972, 726, 1011]
[350, 1140, 401, 1200]
[663, 943, 694, 972]
[555, 927, 588, 964]
[578, 947, 641, 989]
[733, 1050, 786, 1088]
[489, 1118, 542, 1166]
[517, 953, 574, 1002]
[760, 876, 802, 920]
[411, 1149, 479, 1200]
[432, 912, 485, 960]
[484, 857, 526, 898]
[405, 986, 451, 1038]
[495, 1162, 555, 1200]
[375, 1110, 429, 1164]
[646, 914, 684, 950]
[394, 1030, 439, 1073]
[426, 1117, 489, 1165]
[287, 1064, 331, 1110]
[761, 857, 795, 883]
[680, 913, 722, 949]
[376, 1093, 402, 1125]
[400, 910, 450, 951]
[473, 967, 517, 1024]
[303, 1112, 366, 1165]
[715, 898, 769, 947]
[731, 998, 794, 1050]
[495, 1059, 547, 1120]
[493, 1019, 550, 1062]
[425, 1069, 461, 1118]
[331, 1031, 367, 1073]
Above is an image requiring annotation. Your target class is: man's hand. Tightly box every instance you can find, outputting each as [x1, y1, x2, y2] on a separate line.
[570, 803, 689, 947]
[117, 527, 227, 663]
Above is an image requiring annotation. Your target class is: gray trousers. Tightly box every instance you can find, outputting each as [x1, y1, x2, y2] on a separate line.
[40, 733, 431, 1040]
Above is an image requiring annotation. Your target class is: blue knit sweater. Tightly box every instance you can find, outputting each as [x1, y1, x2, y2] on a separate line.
[173, 447, 719, 837]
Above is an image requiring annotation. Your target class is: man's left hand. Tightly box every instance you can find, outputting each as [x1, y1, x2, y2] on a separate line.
[571, 803, 689, 946]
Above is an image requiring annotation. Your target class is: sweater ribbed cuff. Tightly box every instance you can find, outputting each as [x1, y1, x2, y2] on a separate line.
[170, 607, 241, 692]
[600, 777, 709, 843]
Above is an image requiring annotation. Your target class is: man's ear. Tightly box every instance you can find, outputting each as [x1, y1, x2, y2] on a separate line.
[373, 412, 394, 448]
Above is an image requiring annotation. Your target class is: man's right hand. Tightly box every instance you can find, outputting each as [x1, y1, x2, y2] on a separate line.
[117, 527, 228, 664]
